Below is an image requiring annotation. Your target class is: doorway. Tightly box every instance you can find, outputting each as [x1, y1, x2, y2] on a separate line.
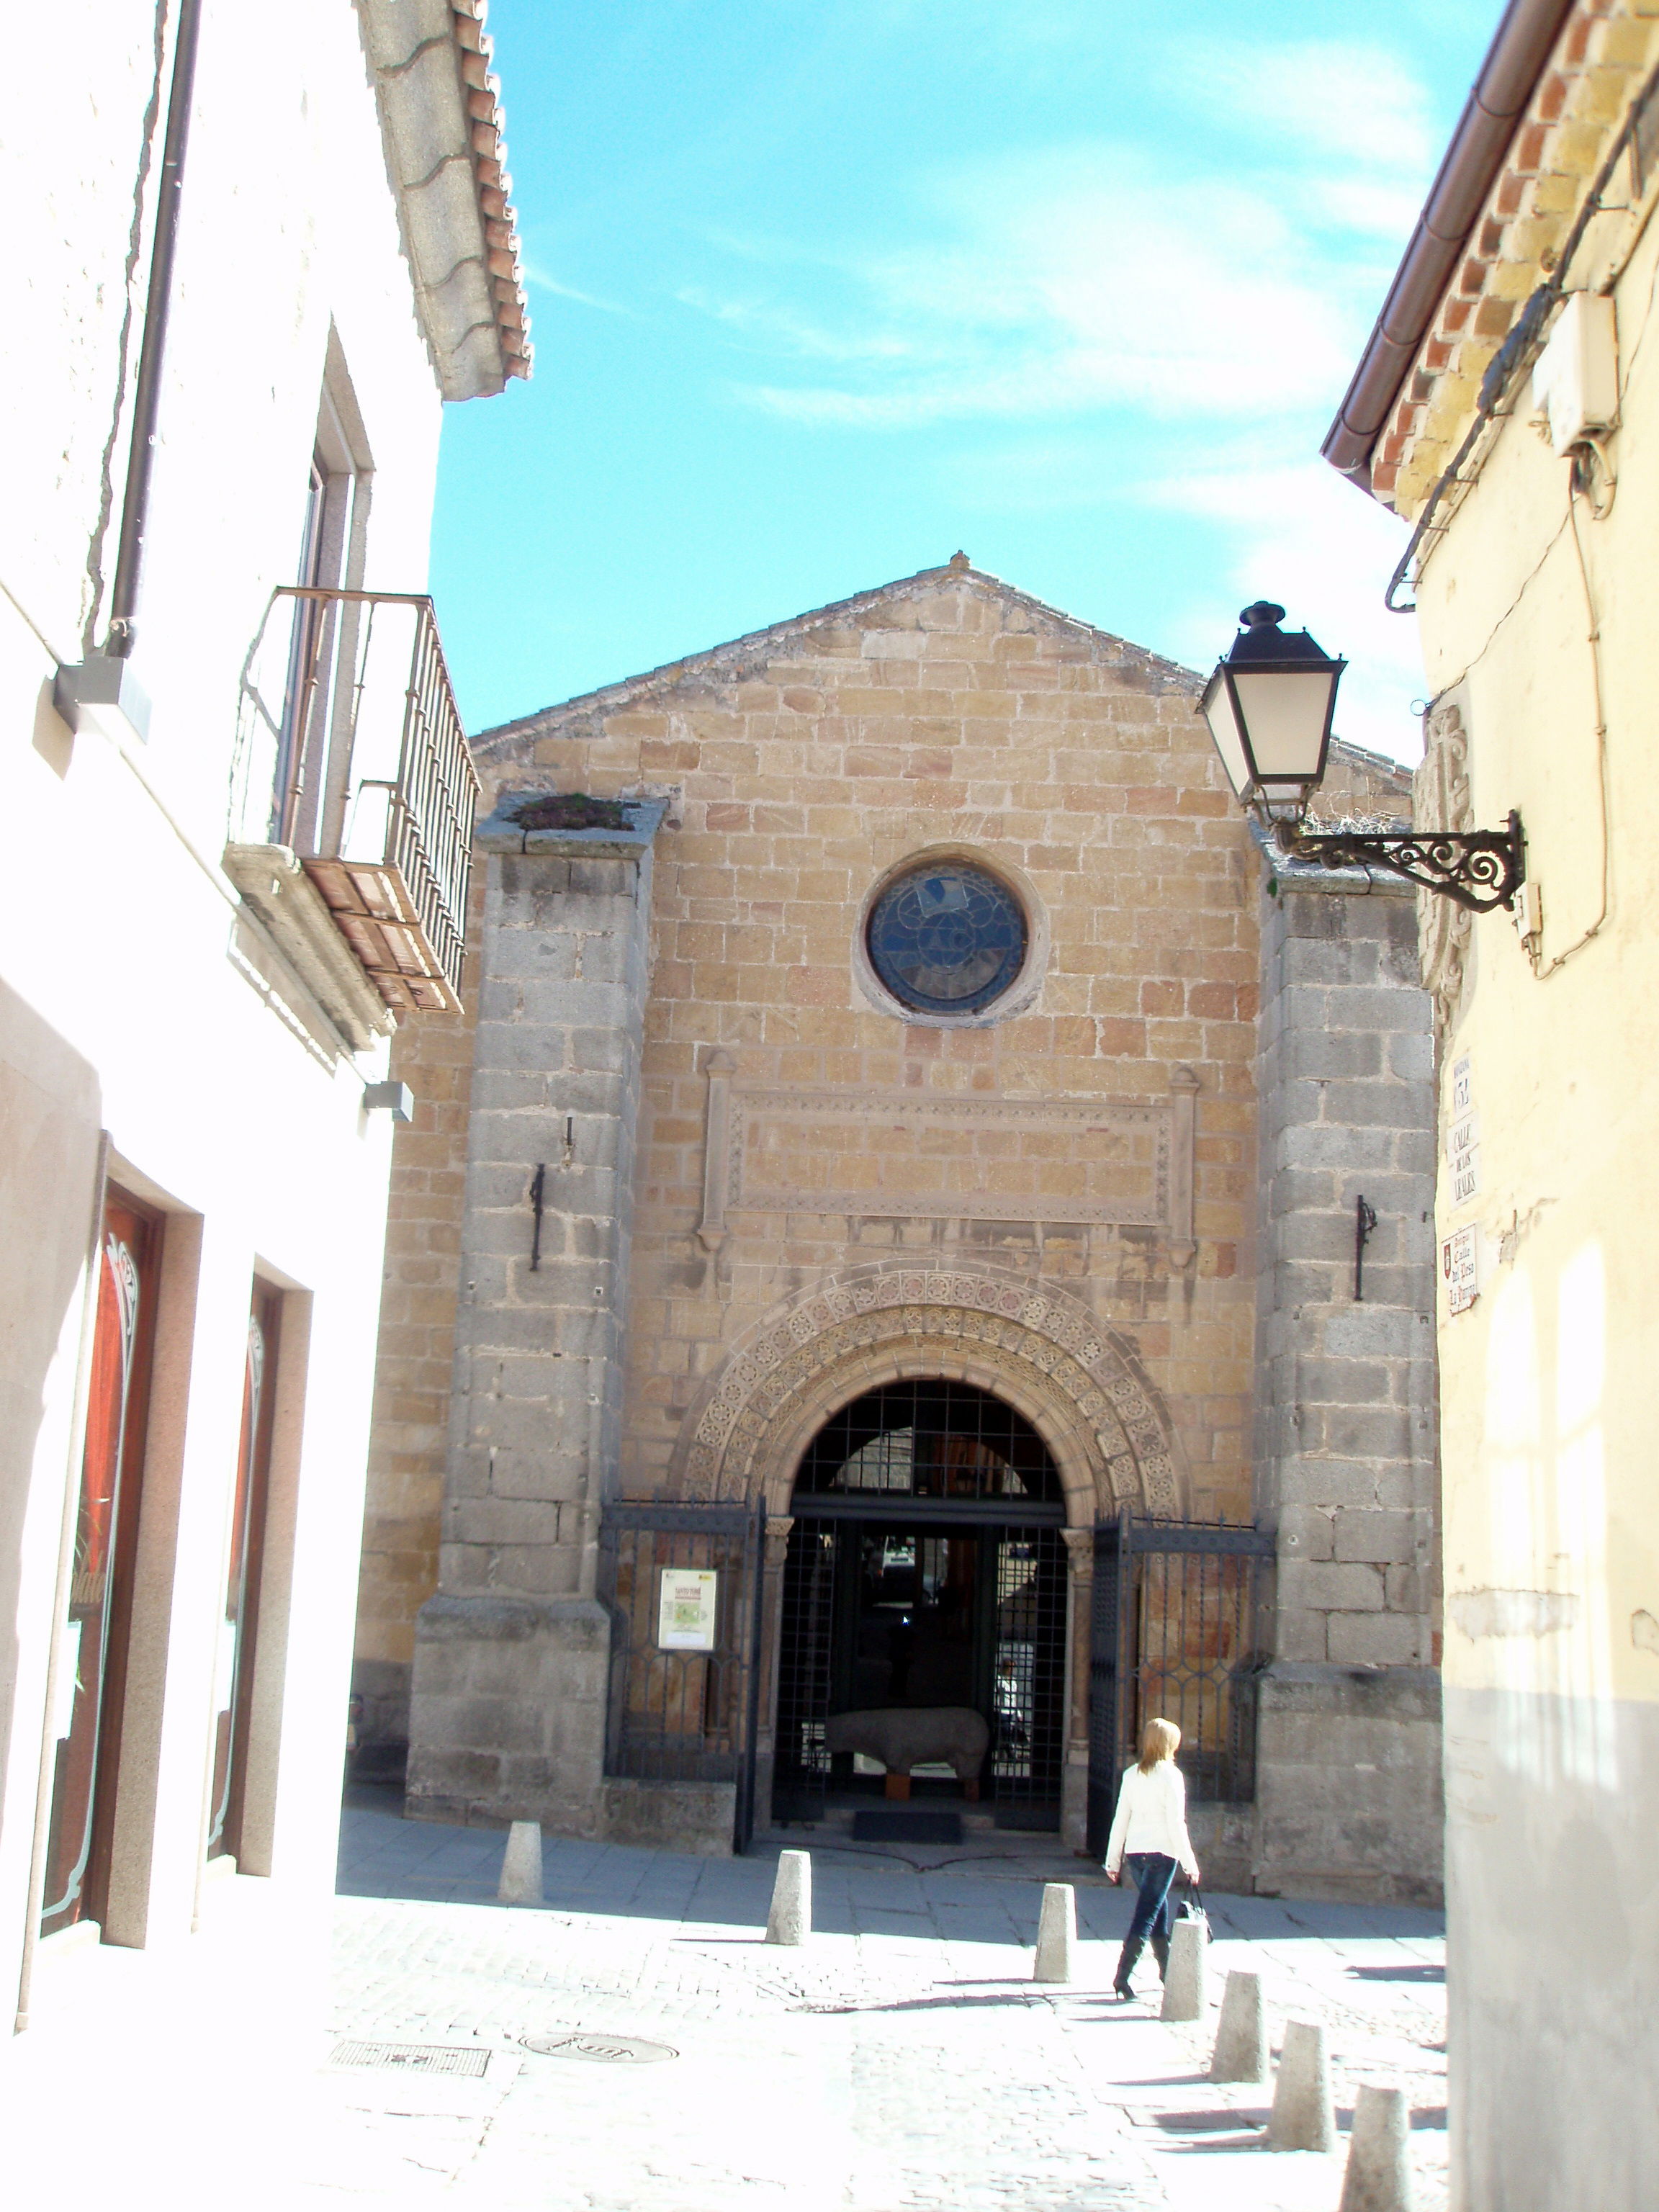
[774, 1381, 1067, 1829]
[206, 1285, 282, 1862]
[40, 1190, 162, 1936]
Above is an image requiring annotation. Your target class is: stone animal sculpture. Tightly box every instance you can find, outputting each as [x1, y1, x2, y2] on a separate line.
[825, 1706, 989, 1784]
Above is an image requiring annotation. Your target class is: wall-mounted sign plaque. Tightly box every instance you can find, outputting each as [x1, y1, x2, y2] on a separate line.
[1442, 1225, 1478, 1316]
[657, 1568, 719, 1651]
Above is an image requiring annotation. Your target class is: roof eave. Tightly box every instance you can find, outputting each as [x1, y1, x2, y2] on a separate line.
[1323, 0, 1573, 494]
[358, 0, 533, 401]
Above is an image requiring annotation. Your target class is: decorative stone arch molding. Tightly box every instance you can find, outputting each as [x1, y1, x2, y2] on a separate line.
[670, 1265, 1185, 1521]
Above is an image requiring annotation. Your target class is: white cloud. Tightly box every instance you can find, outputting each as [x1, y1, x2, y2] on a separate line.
[1190, 40, 1435, 177]
[521, 262, 634, 315]
[676, 287, 919, 363]
[697, 75, 1430, 437]
[721, 148, 1366, 431]
[673, 32, 1439, 755]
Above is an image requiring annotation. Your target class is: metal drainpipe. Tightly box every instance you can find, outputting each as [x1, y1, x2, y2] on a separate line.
[104, 0, 204, 657]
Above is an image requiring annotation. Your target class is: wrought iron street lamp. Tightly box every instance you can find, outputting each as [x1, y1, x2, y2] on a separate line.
[1199, 601, 1524, 914]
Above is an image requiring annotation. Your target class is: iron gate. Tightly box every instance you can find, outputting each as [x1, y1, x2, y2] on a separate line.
[597, 1499, 766, 1852]
[773, 1519, 837, 1822]
[773, 1510, 1068, 1826]
[1086, 1511, 1275, 1856]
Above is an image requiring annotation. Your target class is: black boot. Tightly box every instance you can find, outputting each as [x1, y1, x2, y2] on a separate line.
[1112, 1937, 1145, 2000]
[1150, 1934, 1170, 1983]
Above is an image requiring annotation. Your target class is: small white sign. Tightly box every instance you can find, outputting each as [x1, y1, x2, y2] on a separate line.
[1447, 1110, 1481, 1203]
[1451, 1055, 1473, 1118]
[657, 1569, 719, 1652]
[1442, 1225, 1479, 1315]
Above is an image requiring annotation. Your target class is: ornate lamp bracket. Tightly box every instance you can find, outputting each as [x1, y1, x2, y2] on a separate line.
[1272, 809, 1524, 914]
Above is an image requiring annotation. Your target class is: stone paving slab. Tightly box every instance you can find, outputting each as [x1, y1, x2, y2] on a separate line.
[310, 1804, 1447, 2210]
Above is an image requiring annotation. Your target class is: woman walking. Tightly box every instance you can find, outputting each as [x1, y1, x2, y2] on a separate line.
[1104, 1717, 1200, 2000]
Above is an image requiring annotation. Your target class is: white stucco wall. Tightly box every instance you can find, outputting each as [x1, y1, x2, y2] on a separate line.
[0, 0, 462, 2129]
[1411, 186, 1659, 2212]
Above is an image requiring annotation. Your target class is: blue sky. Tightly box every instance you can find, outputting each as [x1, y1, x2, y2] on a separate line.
[431, 1, 1501, 760]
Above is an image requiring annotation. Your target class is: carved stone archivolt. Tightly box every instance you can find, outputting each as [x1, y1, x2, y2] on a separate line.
[1414, 699, 1473, 1044]
[667, 1264, 1184, 1521]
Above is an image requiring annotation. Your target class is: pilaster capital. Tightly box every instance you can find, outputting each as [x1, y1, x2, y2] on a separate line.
[764, 1514, 795, 1565]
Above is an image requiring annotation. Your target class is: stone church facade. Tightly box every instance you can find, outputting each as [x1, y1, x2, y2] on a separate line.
[354, 559, 1444, 1900]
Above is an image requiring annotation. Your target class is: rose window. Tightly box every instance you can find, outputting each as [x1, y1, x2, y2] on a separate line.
[866, 863, 1028, 1015]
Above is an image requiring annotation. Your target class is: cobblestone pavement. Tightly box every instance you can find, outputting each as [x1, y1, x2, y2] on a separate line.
[307, 1799, 1447, 2212]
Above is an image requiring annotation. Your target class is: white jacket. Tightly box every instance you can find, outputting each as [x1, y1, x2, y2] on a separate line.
[1103, 1758, 1199, 1881]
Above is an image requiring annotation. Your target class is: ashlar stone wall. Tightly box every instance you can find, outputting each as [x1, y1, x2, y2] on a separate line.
[474, 565, 1264, 1537]
[354, 562, 1437, 1884]
[1251, 858, 1443, 1902]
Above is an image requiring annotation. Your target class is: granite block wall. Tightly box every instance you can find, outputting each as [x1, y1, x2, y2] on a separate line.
[1251, 860, 1444, 1902]
[403, 802, 664, 1826]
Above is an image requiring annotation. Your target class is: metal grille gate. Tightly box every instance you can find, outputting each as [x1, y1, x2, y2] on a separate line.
[1086, 1511, 1275, 1856]
[773, 1512, 1067, 1826]
[773, 1521, 837, 1822]
[597, 1500, 766, 1853]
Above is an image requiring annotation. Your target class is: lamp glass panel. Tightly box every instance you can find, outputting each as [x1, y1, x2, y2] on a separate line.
[1200, 668, 1252, 799]
[1229, 668, 1335, 783]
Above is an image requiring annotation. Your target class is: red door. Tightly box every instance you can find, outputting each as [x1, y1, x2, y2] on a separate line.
[205, 1288, 280, 1861]
[40, 1193, 161, 1936]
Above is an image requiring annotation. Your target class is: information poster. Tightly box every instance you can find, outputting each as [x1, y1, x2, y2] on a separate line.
[658, 1568, 719, 1651]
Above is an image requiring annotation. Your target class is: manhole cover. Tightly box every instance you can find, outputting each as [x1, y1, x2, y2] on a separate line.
[331, 2041, 490, 2078]
[521, 2031, 678, 2064]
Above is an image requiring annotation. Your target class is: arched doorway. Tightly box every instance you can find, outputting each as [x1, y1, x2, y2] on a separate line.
[773, 1380, 1069, 1830]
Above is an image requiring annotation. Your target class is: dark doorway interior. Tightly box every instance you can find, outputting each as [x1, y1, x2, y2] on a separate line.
[775, 1382, 1067, 1830]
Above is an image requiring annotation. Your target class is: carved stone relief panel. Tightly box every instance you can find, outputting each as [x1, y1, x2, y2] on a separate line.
[695, 1074, 1201, 1249]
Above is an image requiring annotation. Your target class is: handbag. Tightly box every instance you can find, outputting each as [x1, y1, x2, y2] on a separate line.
[1174, 1883, 1208, 1933]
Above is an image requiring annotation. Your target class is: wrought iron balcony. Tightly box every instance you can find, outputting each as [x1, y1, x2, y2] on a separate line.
[226, 588, 480, 1043]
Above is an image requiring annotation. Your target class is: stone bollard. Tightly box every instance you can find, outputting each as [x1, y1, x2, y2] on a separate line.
[1268, 2018, 1336, 2153]
[765, 1848, 811, 1946]
[1033, 1884, 1076, 1984]
[1159, 1915, 1208, 2022]
[1339, 2085, 1415, 2211]
[498, 1820, 544, 1906]
[1209, 1969, 1268, 2082]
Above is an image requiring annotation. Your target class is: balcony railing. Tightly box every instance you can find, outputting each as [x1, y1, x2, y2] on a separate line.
[228, 588, 480, 1025]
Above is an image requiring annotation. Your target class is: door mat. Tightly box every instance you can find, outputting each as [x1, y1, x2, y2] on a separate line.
[992, 1804, 1061, 1832]
[850, 1809, 964, 1843]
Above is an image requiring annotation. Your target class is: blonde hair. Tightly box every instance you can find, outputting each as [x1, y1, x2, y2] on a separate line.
[1137, 1717, 1181, 1773]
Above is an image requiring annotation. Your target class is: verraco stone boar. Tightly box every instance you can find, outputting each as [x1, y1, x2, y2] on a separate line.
[824, 1706, 989, 1782]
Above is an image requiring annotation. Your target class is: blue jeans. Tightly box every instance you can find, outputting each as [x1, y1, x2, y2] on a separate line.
[1124, 1851, 1179, 1946]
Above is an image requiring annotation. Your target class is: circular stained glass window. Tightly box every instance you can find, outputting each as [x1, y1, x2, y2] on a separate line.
[866, 863, 1028, 1016]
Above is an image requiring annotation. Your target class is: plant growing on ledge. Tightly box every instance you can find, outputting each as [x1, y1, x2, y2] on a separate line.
[508, 792, 630, 832]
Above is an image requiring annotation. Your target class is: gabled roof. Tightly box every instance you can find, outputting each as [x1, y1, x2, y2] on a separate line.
[473, 559, 1200, 759]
